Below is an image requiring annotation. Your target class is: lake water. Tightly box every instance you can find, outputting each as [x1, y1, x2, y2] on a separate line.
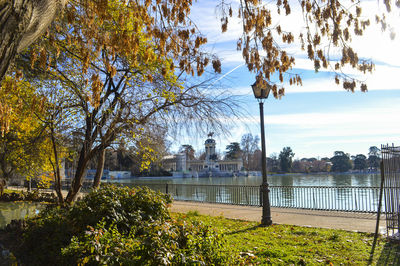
[0, 202, 44, 228]
[109, 173, 381, 187]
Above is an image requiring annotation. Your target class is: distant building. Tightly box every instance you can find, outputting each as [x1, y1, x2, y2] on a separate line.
[65, 168, 110, 180]
[162, 135, 243, 177]
[162, 154, 186, 172]
[109, 171, 131, 179]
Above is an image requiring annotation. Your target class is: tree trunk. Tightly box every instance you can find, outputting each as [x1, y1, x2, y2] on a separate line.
[0, 0, 32, 80]
[92, 148, 105, 189]
[65, 146, 89, 203]
[49, 125, 64, 205]
[0, 0, 66, 81]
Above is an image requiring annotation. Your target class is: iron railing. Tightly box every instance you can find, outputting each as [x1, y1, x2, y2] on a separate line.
[126, 183, 382, 213]
[381, 144, 400, 241]
[29, 180, 383, 213]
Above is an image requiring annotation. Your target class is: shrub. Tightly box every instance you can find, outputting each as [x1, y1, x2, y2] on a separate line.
[0, 189, 57, 203]
[0, 192, 23, 201]
[62, 218, 238, 265]
[16, 206, 74, 265]
[16, 185, 238, 265]
[68, 184, 172, 233]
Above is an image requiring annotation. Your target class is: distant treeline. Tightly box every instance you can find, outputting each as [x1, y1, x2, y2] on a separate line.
[81, 133, 380, 176]
[179, 134, 381, 174]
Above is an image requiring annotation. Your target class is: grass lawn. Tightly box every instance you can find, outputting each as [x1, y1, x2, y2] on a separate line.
[174, 211, 400, 265]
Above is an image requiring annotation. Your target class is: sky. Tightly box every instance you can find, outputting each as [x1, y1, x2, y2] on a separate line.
[171, 0, 400, 159]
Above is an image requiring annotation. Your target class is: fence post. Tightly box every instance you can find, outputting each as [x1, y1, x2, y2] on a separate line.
[369, 160, 385, 263]
[166, 183, 168, 195]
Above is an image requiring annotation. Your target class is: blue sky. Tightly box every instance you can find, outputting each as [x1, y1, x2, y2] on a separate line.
[172, 0, 400, 159]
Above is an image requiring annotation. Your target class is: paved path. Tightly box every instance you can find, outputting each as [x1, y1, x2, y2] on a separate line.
[170, 201, 386, 233]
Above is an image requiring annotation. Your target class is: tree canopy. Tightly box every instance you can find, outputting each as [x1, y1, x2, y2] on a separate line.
[279, 146, 295, 173]
[2, 0, 239, 203]
[240, 133, 260, 170]
[1, 0, 399, 136]
[368, 146, 381, 169]
[218, 0, 397, 96]
[0, 0, 67, 81]
[180, 145, 196, 160]
[1, 0, 398, 203]
[2, 0, 398, 88]
[225, 142, 242, 160]
[330, 151, 352, 172]
[0, 76, 53, 176]
[353, 154, 367, 171]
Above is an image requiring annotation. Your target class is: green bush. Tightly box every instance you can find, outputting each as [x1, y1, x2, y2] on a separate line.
[0, 189, 57, 203]
[17, 206, 74, 265]
[68, 184, 171, 233]
[62, 218, 238, 265]
[16, 185, 238, 265]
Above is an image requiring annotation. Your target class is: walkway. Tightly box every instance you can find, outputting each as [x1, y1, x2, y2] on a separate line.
[170, 201, 386, 233]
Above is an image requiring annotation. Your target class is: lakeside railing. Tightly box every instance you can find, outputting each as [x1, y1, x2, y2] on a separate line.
[30, 181, 383, 213]
[125, 183, 382, 213]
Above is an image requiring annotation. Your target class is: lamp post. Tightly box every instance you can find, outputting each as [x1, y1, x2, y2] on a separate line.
[252, 80, 272, 226]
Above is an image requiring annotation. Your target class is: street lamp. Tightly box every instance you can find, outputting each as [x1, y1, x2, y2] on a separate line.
[252, 80, 272, 226]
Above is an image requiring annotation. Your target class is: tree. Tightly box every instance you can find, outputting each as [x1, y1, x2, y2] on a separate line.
[18, 0, 238, 203]
[3, 0, 396, 89]
[312, 159, 331, 173]
[2, 0, 397, 200]
[279, 147, 294, 173]
[267, 153, 280, 173]
[369, 146, 380, 157]
[116, 145, 134, 171]
[0, 0, 67, 81]
[0, 0, 223, 137]
[179, 145, 196, 160]
[277, 156, 332, 173]
[0, 74, 69, 201]
[368, 146, 381, 170]
[42, 86, 74, 204]
[240, 133, 259, 171]
[251, 149, 262, 171]
[197, 152, 206, 161]
[128, 125, 171, 176]
[291, 160, 304, 173]
[219, 0, 399, 95]
[330, 151, 352, 172]
[353, 154, 367, 171]
[225, 142, 242, 160]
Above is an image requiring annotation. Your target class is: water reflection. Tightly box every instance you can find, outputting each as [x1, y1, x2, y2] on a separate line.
[0, 202, 44, 228]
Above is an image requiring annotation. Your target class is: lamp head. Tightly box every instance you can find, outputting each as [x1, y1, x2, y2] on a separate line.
[252, 80, 272, 99]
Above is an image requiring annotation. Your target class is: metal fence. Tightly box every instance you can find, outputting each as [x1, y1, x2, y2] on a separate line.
[381, 144, 400, 241]
[24, 180, 382, 213]
[127, 183, 381, 213]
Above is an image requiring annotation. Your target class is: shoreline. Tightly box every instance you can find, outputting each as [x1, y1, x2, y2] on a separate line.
[109, 171, 380, 180]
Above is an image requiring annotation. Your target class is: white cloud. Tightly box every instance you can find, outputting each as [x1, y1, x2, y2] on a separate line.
[285, 64, 400, 93]
[171, 102, 400, 157]
[246, 104, 399, 126]
[190, 3, 242, 43]
[232, 104, 400, 151]
[181, 1, 400, 158]
[219, 62, 400, 95]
